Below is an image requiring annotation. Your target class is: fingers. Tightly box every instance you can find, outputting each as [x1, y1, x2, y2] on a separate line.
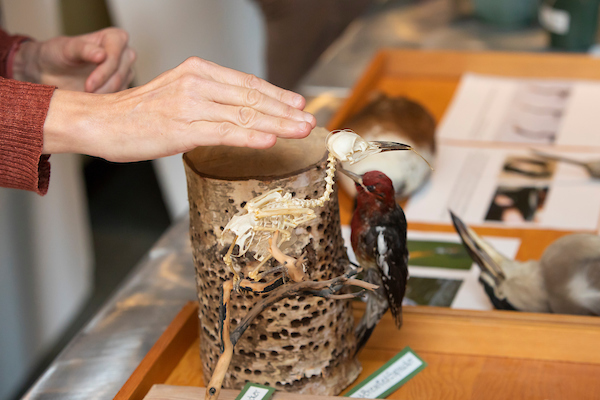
[198, 77, 315, 130]
[199, 103, 312, 139]
[84, 29, 133, 92]
[63, 38, 106, 65]
[92, 47, 136, 93]
[190, 121, 278, 149]
[180, 57, 309, 111]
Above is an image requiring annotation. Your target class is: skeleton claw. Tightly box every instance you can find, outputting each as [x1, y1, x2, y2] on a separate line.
[232, 273, 242, 292]
[248, 255, 272, 281]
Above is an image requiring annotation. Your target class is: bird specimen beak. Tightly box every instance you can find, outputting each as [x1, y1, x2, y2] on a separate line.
[372, 141, 413, 152]
[338, 167, 367, 191]
[449, 211, 506, 286]
[374, 141, 434, 170]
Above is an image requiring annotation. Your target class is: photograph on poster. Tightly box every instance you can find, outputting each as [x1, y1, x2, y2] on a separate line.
[404, 277, 463, 307]
[342, 229, 521, 311]
[407, 240, 471, 270]
[494, 81, 572, 144]
[484, 155, 554, 223]
[405, 145, 600, 231]
[437, 73, 600, 148]
[485, 186, 548, 223]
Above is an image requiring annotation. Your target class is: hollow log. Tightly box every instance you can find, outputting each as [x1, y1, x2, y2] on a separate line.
[183, 127, 361, 394]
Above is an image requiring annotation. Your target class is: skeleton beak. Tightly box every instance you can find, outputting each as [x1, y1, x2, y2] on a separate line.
[338, 167, 367, 191]
[373, 141, 413, 152]
[449, 210, 507, 286]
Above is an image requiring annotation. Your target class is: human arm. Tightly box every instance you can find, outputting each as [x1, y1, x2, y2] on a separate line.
[1, 26, 315, 193]
[0, 27, 135, 194]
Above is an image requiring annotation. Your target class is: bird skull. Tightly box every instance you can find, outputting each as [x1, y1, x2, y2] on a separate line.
[326, 129, 382, 164]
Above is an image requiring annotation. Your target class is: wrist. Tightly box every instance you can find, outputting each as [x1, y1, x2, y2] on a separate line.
[12, 40, 42, 83]
[43, 89, 107, 156]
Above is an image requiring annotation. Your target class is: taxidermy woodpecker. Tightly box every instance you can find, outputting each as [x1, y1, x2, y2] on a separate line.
[343, 169, 409, 354]
[450, 211, 600, 315]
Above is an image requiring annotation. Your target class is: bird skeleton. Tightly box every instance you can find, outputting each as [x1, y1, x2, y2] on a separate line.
[220, 153, 336, 280]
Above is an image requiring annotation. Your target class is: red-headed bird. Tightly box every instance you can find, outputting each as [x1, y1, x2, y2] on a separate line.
[343, 169, 409, 354]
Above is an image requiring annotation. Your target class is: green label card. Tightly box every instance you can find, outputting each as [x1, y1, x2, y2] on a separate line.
[345, 347, 426, 398]
[235, 382, 276, 400]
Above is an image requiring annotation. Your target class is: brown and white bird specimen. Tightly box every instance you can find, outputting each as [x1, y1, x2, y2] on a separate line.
[451, 211, 600, 315]
[338, 94, 436, 199]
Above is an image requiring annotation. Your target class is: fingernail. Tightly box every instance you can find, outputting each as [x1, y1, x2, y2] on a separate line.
[303, 112, 316, 125]
[294, 95, 304, 107]
[297, 121, 310, 132]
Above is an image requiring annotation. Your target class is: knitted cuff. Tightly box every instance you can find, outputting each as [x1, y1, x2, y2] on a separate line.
[6, 36, 30, 79]
[0, 30, 30, 78]
[0, 78, 55, 195]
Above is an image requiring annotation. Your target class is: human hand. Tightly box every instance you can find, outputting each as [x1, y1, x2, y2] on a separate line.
[13, 27, 135, 93]
[43, 57, 317, 161]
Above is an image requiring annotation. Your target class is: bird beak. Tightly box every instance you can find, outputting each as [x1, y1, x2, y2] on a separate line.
[338, 167, 368, 191]
[372, 141, 413, 152]
[449, 211, 506, 286]
[373, 141, 434, 171]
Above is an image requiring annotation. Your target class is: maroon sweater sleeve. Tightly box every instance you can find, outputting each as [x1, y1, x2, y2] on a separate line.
[0, 28, 54, 195]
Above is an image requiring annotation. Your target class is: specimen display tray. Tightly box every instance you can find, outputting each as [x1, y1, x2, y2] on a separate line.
[115, 50, 600, 400]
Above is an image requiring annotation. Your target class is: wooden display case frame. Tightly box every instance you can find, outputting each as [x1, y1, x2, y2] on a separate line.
[115, 49, 600, 400]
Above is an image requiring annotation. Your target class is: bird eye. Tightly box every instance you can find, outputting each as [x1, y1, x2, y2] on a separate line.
[366, 185, 376, 192]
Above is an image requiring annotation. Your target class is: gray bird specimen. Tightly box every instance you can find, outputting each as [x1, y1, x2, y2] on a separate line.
[450, 211, 600, 316]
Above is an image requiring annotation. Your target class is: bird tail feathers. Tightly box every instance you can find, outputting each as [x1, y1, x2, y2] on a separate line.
[354, 289, 389, 356]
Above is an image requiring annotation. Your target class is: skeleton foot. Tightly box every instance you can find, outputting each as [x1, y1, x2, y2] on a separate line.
[248, 255, 272, 281]
[268, 231, 307, 283]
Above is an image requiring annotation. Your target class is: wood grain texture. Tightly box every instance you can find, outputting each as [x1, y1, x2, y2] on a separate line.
[144, 384, 361, 400]
[380, 49, 600, 80]
[159, 303, 600, 399]
[352, 303, 600, 364]
[164, 338, 204, 387]
[347, 350, 600, 399]
[114, 302, 199, 400]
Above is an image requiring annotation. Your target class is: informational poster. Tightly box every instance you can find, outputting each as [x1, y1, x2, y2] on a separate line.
[340, 72, 600, 309]
[437, 73, 600, 148]
[405, 145, 600, 231]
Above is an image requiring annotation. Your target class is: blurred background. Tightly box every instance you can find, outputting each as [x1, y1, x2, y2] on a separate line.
[1, 0, 599, 399]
